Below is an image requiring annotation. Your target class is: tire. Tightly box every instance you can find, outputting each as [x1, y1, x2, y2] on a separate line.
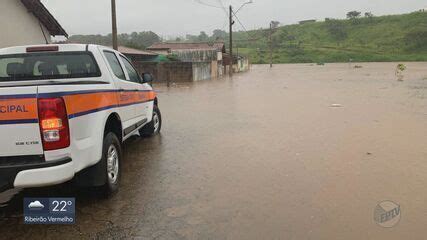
[139, 105, 162, 137]
[98, 132, 122, 197]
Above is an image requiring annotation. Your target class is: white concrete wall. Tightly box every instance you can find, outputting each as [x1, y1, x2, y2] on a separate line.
[0, 0, 51, 49]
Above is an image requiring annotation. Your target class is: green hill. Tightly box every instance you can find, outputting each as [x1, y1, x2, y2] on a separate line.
[232, 11, 427, 63]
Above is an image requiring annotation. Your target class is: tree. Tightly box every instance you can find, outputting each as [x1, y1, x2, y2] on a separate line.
[364, 12, 374, 18]
[123, 31, 160, 49]
[347, 11, 361, 19]
[212, 29, 227, 41]
[185, 34, 199, 42]
[364, 12, 374, 23]
[347, 11, 361, 24]
[138, 31, 161, 48]
[67, 31, 160, 49]
[270, 21, 280, 29]
[198, 31, 209, 42]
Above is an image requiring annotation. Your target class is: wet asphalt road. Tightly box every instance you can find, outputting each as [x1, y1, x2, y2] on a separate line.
[0, 63, 426, 239]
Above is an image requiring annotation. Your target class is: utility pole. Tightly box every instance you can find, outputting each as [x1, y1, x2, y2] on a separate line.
[229, 5, 234, 76]
[111, 0, 118, 50]
[269, 21, 273, 68]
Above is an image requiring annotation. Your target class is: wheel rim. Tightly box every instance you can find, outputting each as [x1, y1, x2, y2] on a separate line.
[153, 112, 160, 133]
[107, 145, 119, 184]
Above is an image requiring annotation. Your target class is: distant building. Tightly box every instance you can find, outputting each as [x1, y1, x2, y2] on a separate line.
[113, 46, 158, 62]
[299, 19, 317, 24]
[148, 42, 225, 65]
[147, 42, 226, 57]
[144, 42, 226, 82]
[0, 0, 67, 48]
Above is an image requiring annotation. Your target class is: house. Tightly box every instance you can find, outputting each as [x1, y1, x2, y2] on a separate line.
[0, 0, 67, 48]
[114, 46, 158, 62]
[147, 42, 226, 57]
[112, 46, 163, 80]
[142, 42, 226, 82]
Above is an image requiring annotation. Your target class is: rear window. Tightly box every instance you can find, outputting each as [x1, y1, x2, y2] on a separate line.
[0, 51, 101, 81]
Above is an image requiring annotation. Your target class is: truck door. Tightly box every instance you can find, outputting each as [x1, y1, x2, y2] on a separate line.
[102, 50, 138, 131]
[118, 55, 152, 122]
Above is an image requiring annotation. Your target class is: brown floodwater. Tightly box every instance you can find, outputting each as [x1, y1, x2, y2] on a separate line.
[0, 63, 426, 239]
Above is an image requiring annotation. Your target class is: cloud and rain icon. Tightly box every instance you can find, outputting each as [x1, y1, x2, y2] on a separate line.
[28, 201, 45, 210]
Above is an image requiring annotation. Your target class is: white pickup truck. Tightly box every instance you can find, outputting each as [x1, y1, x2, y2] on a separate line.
[0, 44, 161, 196]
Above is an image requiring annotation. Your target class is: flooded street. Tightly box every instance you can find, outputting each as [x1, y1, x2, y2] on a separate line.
[0, 63, 426, 239]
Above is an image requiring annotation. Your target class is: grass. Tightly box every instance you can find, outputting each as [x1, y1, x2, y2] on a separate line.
[232, 11, 427, 64]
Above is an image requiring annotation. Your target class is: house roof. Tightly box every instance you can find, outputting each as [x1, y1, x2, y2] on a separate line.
[20, 0, 68, 37]
[147, 42, 226, 53]
[115, 46, 158, 56]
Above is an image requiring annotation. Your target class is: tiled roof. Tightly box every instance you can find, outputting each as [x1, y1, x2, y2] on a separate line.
[116, 46, 158, 56]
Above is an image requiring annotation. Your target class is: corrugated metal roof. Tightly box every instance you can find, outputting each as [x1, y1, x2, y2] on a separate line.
[116, 46, 158, 56]
[148, 42, 225, 52]
[20, 0, 68, 37]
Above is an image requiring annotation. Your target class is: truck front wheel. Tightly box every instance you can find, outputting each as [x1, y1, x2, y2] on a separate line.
[139, 105, 162, 137]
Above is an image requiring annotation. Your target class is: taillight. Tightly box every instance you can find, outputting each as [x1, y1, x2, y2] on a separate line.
[26, 46, 59, 52]
[38, 98, 70, 151]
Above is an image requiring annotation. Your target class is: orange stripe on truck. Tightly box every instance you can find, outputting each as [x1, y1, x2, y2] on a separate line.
[0, 98, 38, 121]
[0, 90, 156, 123]
[63, 92, 118, 116]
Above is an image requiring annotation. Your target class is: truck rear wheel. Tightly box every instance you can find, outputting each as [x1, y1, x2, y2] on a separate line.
[139, 105, 162, 137]
[99, 132, 122, 197]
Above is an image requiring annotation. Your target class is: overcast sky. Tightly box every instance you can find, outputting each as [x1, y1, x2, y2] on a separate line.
[41, 0, 426, 38]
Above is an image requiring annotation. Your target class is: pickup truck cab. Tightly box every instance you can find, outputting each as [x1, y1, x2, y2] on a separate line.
[0, 44, 162, 196]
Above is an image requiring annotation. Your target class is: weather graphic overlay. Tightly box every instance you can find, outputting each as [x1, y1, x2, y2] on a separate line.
[24, 198, 75, 224]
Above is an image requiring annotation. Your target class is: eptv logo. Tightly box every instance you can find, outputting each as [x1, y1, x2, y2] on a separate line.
[374, 200, 401, 228]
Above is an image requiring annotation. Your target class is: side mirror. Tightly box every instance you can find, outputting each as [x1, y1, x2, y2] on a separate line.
[142, 73, 154, 84]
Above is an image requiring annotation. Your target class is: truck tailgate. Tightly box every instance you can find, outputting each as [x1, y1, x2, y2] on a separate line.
[0, 86, 43, 157]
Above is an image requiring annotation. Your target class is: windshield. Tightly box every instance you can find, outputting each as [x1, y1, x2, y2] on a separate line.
[0, 51, 101, 81]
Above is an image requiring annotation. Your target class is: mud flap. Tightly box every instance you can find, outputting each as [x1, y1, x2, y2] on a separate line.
[73, 159, 106, 187]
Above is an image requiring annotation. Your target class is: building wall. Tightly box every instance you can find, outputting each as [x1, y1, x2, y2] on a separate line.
[134, 61, 218, 82]
[192, 62, 211, 81]
[164, 63, 194, 82]
[133, 62, 194, 82]
[211, 61, 218, 79]
[0, 0, 51, 49]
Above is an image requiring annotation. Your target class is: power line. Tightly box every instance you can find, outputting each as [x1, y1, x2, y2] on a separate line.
[194, 0, 223, 9]
[221, 19, 228, 32]
[235, 0, 253, 14]
[194, 0, 228, 17]
[215, 0, 227, 12]
[232, 11, 248, 32]
[233, 11, 261, 39]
